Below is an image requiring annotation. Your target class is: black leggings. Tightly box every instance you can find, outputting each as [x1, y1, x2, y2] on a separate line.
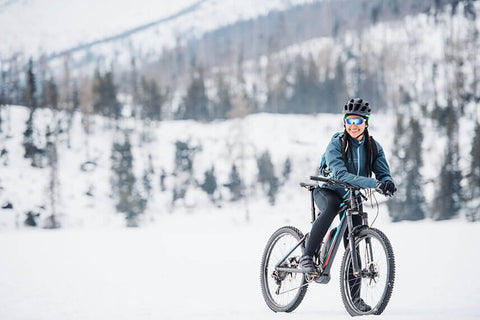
[304, 188, 362, 257]
[304, 188, 364, 299]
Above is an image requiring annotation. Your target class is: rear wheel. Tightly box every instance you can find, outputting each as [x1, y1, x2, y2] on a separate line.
[260, 226, 308, 312]
[340, 228, 395, 316]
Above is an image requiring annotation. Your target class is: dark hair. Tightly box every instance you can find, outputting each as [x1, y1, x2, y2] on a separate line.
[341, 129, 374, 177]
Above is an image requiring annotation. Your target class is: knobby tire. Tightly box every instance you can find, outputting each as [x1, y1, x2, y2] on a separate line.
[260, 226, 308, 312]
[340, 228, 395, 316]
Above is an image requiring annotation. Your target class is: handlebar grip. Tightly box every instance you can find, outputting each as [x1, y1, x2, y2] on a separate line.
[310, 176, 329, 183]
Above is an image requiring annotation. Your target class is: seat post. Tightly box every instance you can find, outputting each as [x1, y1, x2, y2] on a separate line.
[310, 189, 316, 224]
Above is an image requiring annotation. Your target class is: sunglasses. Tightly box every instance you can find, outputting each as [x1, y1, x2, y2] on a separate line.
[345, 118, 366, 125]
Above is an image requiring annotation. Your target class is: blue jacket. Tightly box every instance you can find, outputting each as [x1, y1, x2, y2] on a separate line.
[322, 132, 394, 199]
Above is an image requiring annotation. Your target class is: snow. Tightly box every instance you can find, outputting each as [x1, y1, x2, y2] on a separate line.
[0, 103, 476, 226]
[1, 0, 479, 316]
[0, 105, 398, 229]
[0, 104, 479, 318]
[0, 0, 320, 59]
[0, 208, 479, 319]
[0, 0, 194, 55]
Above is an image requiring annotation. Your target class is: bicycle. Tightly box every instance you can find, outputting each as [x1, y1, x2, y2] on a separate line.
[260, 176, 395, 316]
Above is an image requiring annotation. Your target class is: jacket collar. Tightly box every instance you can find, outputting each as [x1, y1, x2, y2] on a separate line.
[350, 134, 365, 147]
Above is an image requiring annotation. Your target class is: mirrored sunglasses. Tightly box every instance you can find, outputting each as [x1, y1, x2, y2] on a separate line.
[345, 118, 365, 125]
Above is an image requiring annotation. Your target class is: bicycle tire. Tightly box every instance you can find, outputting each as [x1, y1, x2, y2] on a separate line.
[260, 226, 308, 312]
[340, 228, 395, 316]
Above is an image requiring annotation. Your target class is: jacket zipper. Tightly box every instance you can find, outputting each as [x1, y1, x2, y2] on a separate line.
[356, 145, 360, 176]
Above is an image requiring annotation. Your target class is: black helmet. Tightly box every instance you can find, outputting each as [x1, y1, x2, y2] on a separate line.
[343, 98, 371, 119]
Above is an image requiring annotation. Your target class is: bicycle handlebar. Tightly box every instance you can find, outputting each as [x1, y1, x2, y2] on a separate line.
[309, 176, 374, 203]
[309, 176, 356, 189]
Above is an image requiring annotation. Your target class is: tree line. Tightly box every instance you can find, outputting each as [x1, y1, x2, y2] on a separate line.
[0, 0, 479, 223]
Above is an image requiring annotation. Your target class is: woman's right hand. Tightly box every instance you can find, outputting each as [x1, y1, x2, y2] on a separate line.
[375, 180, 396, 196]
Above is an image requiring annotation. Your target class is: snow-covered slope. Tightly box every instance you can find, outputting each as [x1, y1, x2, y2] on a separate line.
[0, 104, 401, 229]
[1, 102, 477, 230]
[0, 0, 319, 59]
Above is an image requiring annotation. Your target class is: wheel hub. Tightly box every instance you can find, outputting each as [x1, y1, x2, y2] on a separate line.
[362, 263, 380, 287]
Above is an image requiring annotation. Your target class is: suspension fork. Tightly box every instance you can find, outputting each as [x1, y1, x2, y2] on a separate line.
[346, 210, 362, 275]
[360, 211, 374, 264]
[365, 236, 374, 264]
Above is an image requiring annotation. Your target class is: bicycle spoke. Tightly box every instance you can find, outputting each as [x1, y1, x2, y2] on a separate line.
[263, 231, 306, 309]
[342, 233, 391, 314]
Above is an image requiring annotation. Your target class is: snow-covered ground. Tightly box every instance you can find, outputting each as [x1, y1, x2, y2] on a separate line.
[0, 207, 479, 319]
[0, 105, 479, 319]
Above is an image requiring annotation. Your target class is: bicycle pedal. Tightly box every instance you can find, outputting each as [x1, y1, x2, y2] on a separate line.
[305, 273, 319, 282]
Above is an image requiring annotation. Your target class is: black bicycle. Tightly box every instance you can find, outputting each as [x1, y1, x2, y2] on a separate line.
[260, 176, 395, 316]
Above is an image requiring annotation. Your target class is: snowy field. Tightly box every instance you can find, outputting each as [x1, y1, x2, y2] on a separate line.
[1, 202, 479, 320]
[0, 106, 479, 319]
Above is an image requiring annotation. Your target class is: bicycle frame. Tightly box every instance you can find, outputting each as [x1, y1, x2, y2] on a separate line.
[275, 178, 370, 278]
[261, 175, 395, 316]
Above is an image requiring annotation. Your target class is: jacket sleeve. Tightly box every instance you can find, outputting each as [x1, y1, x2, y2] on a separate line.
[372, 141, 394, 183]
[325, 135, 378, 189]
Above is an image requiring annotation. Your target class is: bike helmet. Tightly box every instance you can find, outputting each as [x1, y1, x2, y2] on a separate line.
[343, 98, 371, 119]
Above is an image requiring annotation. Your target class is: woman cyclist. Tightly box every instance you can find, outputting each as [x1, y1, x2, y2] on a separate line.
[299, 98, 396, 311]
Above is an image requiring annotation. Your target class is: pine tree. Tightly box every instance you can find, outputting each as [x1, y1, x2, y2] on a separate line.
[92, 69, 102, 114]
[432, 105, 462, 220]
[287, 57, 310, 113]
[201, 165, 217, 202]
[175, 141, 195, 173]
[65, 81, 80, 149]
[111, 133, 146, 227]
[142, 154, 154, 200]
[282, 157, 292, 183]
[93, 69, 121, 119]
[267, 175, 280, 206]
[23, 110, 46, 168]
[23, 111, 36, 160]
[404, 118, 426, 220]
[130, 57, 140, 118]
[213, 73, 233, 119]
[257, 150, 279, 205]
[46, 77, 58, 110]
[387, 115, 426, 221]
[24, 58, 37, 110]
[44, 126, 60, 229]
[143, 169, 152, 200]
[466, 121, 480, 221]
[225, 164, 243, 201]
[0, 71, 6, 133]
[172, 141, 199, 205]
[160, 168, 167, 192]
[331, 57, 348, 112]
[178, 70, 209, 121]
[0, 71, 6, 107]
[141, 77, 164, 121]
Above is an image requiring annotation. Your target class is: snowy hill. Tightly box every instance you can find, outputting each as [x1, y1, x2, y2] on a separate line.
[1, 102, 478, 229]
[0, 0, 319, 59]
[0, 104, 400, 229]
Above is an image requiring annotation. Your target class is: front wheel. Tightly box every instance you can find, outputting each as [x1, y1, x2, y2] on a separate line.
[260, 226, 308, 312]
[340, 228, 395, 316]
